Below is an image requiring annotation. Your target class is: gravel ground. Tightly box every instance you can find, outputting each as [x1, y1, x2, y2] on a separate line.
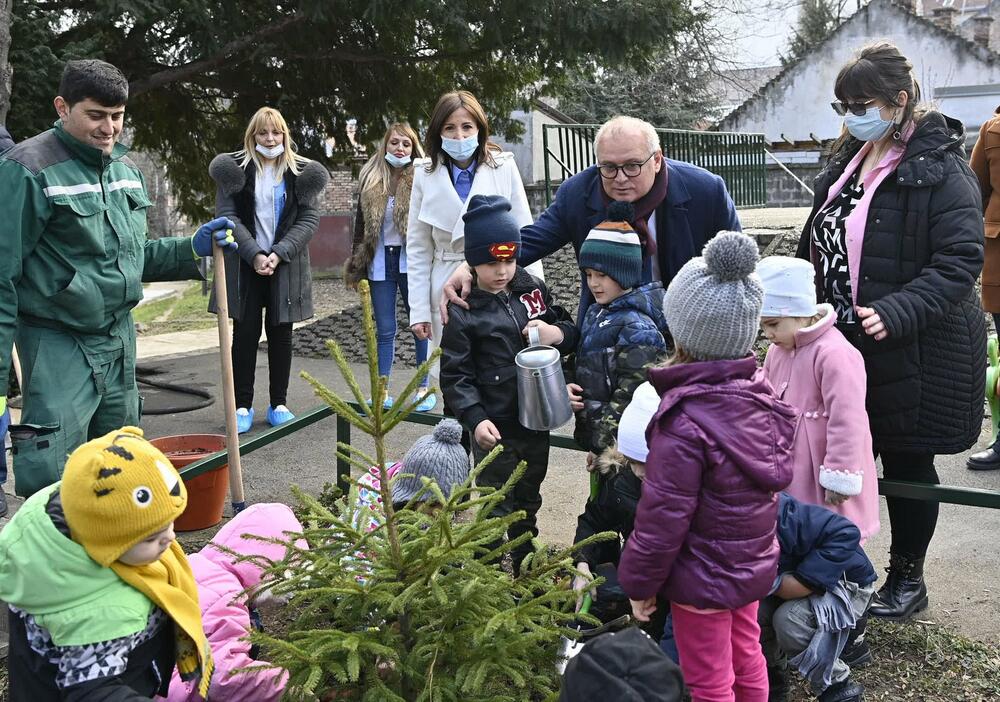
[292, 244, 584, 364]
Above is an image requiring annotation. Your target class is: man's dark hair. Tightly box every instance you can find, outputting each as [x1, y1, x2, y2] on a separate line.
[58, 59, 128, 107]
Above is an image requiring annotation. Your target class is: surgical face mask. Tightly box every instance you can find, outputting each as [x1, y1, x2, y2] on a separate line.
[255, 143, 285, 159]
[385, 152, 412, 168]
[844, 106, 895, 142]
[441, 133, 479, 162]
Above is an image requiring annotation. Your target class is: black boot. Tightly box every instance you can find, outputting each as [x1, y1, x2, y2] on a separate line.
[868, 554, 928, 621]
[839, 614, 872, 668]
[967, 443, 1000, 471]
[767, 666, 789, 702]
[0, 489, 7, 519]
[818, 678, 864, 702]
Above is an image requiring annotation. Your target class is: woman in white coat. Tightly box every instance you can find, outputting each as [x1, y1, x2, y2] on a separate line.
[407, 90, 543, 398]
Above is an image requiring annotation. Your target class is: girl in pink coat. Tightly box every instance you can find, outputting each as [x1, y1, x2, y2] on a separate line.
[759, 256, 880, 541]
[163, 503, 305, 702]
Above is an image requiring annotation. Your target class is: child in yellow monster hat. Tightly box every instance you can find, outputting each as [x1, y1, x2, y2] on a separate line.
[0, 426, 213, 700]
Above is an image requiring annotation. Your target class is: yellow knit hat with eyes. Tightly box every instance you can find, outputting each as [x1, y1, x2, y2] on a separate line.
[61, 427, 187, 567]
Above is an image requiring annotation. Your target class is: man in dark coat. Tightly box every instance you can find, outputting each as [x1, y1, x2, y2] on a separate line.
[440, 115, 742, 325]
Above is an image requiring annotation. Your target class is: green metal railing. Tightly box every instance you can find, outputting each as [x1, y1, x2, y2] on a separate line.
[179, 402, 1000, 511]
[542, 123, 768, 209]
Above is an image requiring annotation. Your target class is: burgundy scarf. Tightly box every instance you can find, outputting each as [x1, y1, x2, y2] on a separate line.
[600, 163, 668, 257]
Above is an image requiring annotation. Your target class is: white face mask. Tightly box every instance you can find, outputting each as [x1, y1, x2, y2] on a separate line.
[255, 143, 285, 159]
[385, 152, 412, 168]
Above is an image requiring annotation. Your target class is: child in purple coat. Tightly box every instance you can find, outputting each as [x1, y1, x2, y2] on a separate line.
[619, 232, 796, 702]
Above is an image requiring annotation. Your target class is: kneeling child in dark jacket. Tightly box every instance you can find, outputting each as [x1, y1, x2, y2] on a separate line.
[760, 493, 877, 702]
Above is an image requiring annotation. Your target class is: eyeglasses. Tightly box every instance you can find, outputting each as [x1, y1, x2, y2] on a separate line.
[831, 99, 876, 116]
[598, 152, 656, 179]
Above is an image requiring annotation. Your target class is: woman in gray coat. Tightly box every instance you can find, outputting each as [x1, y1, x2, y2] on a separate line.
[208, 106, 329, 433]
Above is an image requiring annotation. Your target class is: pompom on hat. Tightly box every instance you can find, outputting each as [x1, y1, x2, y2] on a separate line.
[663, 231, 764, 361]
[578, 200, 643, 290]
[392, 419, 470, 504]
[61, 426, 187, 567]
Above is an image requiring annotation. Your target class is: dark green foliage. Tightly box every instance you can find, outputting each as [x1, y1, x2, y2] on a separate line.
[242, 281, 611, 700]
[8, 0, 701, 220]
[556, 35, 717, 129]
[780, 0, 847, 67]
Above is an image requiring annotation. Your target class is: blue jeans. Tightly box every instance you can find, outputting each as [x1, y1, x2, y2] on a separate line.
[369, 246, 428, 385]
[0, 406, 8, 484]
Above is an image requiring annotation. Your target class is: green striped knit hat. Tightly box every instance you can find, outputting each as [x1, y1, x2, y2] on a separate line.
[579, 201, 643, 290]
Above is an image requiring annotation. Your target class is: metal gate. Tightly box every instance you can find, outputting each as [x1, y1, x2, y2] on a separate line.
[542, 123, 768, 208]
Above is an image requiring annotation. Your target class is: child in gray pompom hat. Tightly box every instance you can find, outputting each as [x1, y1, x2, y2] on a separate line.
[391, 418, 470, 507]
[662, 229, 765, 361]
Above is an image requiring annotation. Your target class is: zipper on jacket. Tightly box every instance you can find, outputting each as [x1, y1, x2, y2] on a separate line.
[498, 291, 524, 345]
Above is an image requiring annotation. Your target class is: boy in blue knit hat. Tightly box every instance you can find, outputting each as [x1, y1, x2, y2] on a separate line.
[440, 194, 578, 576]
[569, 200, 669, 465]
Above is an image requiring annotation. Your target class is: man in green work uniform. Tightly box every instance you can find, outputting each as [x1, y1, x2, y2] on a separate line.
[0, 59, 236, 501]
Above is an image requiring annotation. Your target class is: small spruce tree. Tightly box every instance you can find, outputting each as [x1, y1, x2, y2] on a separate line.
[246, 280, 611, 701]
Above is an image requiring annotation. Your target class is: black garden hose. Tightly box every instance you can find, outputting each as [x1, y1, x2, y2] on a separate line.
[136, 364, 215, 414]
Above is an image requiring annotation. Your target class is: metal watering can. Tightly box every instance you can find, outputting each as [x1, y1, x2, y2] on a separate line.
[516, 326, 573, 431]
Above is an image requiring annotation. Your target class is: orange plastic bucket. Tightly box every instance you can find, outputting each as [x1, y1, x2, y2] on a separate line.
[150, 434, 228, 532]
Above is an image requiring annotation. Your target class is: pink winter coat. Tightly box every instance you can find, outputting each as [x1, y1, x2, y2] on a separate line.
[164, 503, 304, 702]
[763, 304, 881, 540]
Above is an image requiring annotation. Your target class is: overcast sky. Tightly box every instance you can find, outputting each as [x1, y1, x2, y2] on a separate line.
[712, 0, 864, 67]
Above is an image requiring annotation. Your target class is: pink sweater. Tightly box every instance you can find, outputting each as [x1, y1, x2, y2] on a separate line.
[763, 305, 881, 540]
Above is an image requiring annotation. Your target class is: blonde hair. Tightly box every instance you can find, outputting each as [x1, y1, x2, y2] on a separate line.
[357, 122, 424, 197]
[234, 107, 309, 180]
[659, 344, 696, 367]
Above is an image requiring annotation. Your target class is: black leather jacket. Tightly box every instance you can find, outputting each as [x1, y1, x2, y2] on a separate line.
[440, 267, 578, 433]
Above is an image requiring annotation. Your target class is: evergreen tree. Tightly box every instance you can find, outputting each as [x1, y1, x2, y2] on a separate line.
[557, 36, 717, 129]
[241, 281, 612, 701]
[781, 0, 847, 66]
[8, 0, 702, 219]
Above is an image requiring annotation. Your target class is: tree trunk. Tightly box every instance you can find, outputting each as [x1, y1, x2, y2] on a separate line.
[0, 0, 12, 124]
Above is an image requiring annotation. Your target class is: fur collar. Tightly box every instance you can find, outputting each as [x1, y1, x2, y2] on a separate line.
[209, 153, 329, 204]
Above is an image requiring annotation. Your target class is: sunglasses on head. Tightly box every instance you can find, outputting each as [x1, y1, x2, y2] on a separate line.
[831, 99, 876, 116]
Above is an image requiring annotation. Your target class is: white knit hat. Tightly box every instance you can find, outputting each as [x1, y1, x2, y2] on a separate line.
[616, 382, 661, 463]
[758, 256, 818, 318]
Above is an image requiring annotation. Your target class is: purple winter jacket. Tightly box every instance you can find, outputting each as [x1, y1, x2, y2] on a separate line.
[619, 356, 797, 610]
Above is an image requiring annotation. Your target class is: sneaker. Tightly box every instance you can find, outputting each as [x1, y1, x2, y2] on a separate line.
[818, 679, 864, 702]
[236, 407, 254, 434]
[840, 638, 872, 668]
[267, 404, 295, 427]
[382, 396, 395, 410]
[415, 391, 437, 413]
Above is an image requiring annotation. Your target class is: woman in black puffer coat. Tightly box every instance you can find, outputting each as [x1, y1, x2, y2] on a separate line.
[796, 42, 985, 621]
[208, 107, 329, 434]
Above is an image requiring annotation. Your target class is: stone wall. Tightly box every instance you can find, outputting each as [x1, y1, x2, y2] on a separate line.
[318, 166, 356, 215]
[765, 162, 821, 208]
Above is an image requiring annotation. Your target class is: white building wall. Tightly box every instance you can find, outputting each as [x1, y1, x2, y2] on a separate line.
[720, 0, 1000, 142]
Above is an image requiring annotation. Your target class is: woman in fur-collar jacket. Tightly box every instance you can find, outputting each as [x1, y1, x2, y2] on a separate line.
[208, 106, 329, 434]
[345, 123, 434, 411]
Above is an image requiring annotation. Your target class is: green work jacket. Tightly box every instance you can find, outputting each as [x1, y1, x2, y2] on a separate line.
[0, 121, 201, 379]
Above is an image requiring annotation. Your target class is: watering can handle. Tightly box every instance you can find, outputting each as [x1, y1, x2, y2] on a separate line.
[528, 325, 541, 347]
